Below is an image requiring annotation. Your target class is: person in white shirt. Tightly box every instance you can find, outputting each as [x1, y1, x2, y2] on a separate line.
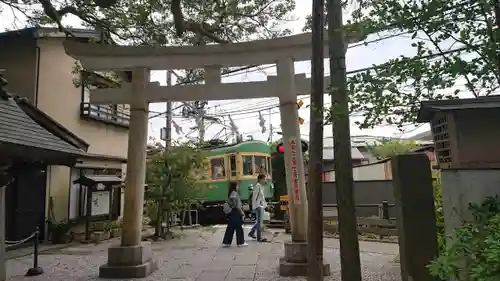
[248, 174, 267, 242]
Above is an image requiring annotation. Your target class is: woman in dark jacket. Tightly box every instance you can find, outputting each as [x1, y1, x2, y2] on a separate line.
[222, 181, 248, 247]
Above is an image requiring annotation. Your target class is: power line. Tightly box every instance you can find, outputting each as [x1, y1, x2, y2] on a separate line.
[151, 42, 473, 138]
[146, 31, 418, 119]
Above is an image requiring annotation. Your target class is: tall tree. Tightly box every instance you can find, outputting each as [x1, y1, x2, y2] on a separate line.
[328, 0, 362, 279]
[307, 0, 325, 278]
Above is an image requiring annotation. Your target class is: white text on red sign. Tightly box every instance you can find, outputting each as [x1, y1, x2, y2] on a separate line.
[288, 139, 300, 203]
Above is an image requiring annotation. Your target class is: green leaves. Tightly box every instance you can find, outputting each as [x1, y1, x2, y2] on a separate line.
[429, 196, 500, 281]
[146, 142, 209, 213]
[2, 0, 296, 78]
[366, 139, 421, 159]
[319, 0, 500, 129]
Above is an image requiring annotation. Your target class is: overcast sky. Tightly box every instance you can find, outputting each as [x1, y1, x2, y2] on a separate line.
[0, 1, 440, 144]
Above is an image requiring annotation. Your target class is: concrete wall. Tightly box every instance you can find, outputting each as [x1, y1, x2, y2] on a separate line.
[441, 169, 500, 236]
[323, 160, 391, 182]
[321, 180, 395, 217]
[322, 150, 437, 183]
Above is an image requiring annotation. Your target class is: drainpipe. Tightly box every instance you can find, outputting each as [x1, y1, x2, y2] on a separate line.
[34, 46, 40, 107]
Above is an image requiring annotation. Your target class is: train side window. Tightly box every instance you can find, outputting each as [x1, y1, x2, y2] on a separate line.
[267, 157, 272, 176]
[242, 155, 253, 175]
[210, 158, 225, 180]
[230, 155, 237, 176]
[254, 156, 267, 175]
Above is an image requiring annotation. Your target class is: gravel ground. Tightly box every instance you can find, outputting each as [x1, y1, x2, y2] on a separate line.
[6, 226, 401, 281]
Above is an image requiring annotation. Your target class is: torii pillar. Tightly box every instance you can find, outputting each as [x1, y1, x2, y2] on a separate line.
[277, 58, 330, 276]
[99, 68, 158, 278]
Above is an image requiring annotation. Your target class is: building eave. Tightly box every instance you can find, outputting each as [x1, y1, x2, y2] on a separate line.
[417, 96, 500, 122]
[0, 90, 86, 159]
[0, 27, 100, 42]
[79, 153, 127, 163]
[14, 97, 90, 151]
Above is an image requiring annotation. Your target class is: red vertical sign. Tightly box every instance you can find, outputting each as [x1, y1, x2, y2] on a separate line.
[288, 139, 301, 203]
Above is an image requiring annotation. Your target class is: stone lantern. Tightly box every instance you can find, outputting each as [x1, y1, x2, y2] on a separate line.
[417, 96, 500, 236]
[417, 96, 500, 170]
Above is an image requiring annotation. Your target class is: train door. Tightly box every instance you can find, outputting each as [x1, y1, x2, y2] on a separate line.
[229, 153, 237, 182]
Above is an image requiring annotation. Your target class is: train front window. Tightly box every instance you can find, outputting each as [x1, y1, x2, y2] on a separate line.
[230, 155, 237, 177]
[210, 158, 225, 180]
[254, 156, 267, 175]
[242, 155, 253, 175]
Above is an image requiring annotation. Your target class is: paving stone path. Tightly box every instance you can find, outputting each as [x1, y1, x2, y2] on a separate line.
[6, 225, 401, 281]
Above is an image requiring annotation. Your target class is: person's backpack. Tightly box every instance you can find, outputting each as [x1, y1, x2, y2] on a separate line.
[223, 201, 232, 214]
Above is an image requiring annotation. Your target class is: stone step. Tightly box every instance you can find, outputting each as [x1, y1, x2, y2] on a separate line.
[278, 257, 331, 277]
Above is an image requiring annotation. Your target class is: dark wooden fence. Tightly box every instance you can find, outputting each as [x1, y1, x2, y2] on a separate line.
[322, 201, 398, 237]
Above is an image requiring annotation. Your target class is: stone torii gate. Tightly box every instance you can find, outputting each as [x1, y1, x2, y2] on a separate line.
[63, 33, 353, 278]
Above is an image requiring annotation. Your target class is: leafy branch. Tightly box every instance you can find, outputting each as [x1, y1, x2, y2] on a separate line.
[344, 0, 500, 128]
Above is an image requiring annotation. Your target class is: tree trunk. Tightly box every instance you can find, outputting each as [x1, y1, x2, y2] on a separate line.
[307, 0, 325, 279]
[181, 209, 186, 230]
[328, 0, 362, 280]
[166, 210, 171, 233]
[188, 207, 193, 225]
[154, 200, 163, 237]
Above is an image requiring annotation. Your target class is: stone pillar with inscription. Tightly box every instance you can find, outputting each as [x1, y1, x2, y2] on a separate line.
[277, 59, 329, 276]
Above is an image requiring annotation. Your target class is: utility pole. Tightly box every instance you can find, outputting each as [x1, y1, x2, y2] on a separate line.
[198, 113, 205, 142]
[222, 115, 228, 142]
[328, 0, 362, 280]
[308, 0, 325, 278]
[165, 70, 173, 148]
[269, 108, 273, 143]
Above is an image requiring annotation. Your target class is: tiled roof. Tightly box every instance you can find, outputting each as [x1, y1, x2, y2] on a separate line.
[0, 90, 85, 156]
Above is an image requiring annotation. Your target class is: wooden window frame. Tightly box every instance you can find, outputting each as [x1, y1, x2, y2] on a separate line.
[206, 156, 228, 182]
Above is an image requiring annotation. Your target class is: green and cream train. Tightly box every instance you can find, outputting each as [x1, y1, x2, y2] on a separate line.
[197, 140, 274, 224]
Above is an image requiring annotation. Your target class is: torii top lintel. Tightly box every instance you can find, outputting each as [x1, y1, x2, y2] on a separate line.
[63, 30, 360, 71]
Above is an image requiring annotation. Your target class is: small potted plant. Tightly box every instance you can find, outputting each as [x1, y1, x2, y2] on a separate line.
[109, 220, 122, 238]
[71, 223, 86, 242]
[91, 221, 111, 243]
[47, 220, 72, 244]
[103, 221, 112, 240]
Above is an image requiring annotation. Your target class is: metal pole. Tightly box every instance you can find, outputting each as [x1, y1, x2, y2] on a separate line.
[308, 0, 325, 278]
[165, 71, 173, 148]
[0, 184, 6, 281]
[328, 0, 362, 279]
[25, 227, 43, 276]
[33, 229, 39, 268]
[382, 200, 390, 220]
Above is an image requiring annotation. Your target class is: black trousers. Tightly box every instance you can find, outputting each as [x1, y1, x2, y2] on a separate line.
[222, 209, 245, 245]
